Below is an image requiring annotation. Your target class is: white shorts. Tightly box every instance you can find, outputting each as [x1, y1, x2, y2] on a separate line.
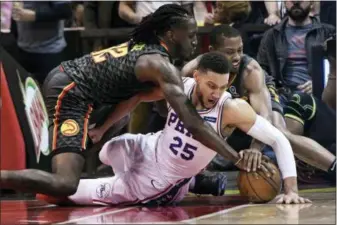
[69, 132, 191, 206]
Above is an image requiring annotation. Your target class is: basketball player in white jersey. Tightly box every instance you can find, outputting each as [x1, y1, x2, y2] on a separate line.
[37, 52, 310, 206]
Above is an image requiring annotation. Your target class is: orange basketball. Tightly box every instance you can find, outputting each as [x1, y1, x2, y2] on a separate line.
[237, 163, 282, 203]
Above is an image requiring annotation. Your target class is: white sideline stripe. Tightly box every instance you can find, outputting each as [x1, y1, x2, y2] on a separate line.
[56, 206, 137, 224]
[182, 204, 252, 223]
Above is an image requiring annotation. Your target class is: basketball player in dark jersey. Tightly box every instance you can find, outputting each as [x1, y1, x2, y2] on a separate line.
[182, 25, 336, 179]
[0, 5, 249, 196]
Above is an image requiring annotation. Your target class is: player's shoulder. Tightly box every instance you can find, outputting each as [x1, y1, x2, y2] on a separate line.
[245, 58, 262, 75]
[222, 97, 249, 114]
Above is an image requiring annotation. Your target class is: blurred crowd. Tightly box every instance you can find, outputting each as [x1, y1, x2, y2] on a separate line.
[0, 1, 336, 180]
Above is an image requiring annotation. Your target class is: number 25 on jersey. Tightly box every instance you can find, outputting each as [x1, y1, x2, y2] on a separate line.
[169, 136, 198, 161]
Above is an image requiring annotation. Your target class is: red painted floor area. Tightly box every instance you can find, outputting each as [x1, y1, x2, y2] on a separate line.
[1, 196, 248, 224]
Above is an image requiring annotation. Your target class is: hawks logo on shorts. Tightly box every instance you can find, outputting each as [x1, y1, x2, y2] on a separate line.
[60, 119, 80, 136]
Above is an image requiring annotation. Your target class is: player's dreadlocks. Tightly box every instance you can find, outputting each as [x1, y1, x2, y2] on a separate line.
[130, 4, 191, 46]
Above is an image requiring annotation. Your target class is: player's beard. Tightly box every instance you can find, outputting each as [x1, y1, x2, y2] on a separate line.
[195, 84, 207, 109]
[173, 40, 191, 61]
[287, 4, 311, 23]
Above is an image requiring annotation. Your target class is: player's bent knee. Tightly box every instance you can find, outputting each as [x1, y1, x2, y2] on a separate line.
[51, 175, 80, 196]
[99, 133, 138, 165]
[50, 150, 85, 195]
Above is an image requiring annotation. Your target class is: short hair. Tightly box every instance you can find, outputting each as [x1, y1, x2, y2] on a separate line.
[131, 4, 192, 46]
[210, 25, 241, 48]
[197, 52, 231, 74]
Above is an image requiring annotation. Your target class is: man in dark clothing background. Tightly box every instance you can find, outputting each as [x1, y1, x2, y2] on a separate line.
[12, 1, 72, 85]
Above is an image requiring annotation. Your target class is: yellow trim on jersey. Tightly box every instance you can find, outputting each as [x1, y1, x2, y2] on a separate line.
[268, 86, 280, 103]
[284, 114, 305, 125]
[308, 95, 317, 120]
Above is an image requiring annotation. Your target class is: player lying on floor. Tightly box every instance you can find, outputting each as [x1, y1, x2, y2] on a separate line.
[38, 53, 311, 206]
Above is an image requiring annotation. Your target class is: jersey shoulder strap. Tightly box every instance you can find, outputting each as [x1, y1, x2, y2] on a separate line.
[182, 77, 196, 96]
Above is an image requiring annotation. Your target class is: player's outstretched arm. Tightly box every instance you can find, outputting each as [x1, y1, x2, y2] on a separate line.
[221, 99, 311, 204]
[135, 54, 242, 166]
[181, 55, 202, 77]
[244, 60, 273, 153]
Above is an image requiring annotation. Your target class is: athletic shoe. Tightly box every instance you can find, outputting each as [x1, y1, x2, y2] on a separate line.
[190, 170, 227, 196]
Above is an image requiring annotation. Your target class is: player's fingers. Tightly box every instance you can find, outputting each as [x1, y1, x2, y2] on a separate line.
[252, 153, 258, 172]
[239, 151, 244, 159]
[243, 152, 249, 170]
[299, 197, 306, 204]
[285, 196, 292, 204]
[262, 155, 271, 163]
[293, 197, 300, 204]
[247, 153, 254, 172]
[263, 160, 276, 174]
[260, 164, 271, 177]
[257, 153, 262, 169]
[305, 198, 312, 203]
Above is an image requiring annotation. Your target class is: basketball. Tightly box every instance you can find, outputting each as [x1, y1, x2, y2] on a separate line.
[237, 162, 282, 203]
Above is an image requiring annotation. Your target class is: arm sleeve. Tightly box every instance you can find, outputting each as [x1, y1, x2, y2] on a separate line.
[247, 115, 297, 179]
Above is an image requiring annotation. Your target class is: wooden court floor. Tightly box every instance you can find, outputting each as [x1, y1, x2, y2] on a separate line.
[1, 188, 335, 224]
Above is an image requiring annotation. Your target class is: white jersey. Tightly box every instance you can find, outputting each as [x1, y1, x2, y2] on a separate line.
[69, 77, 232, 206]
[157, 77, 232, 183]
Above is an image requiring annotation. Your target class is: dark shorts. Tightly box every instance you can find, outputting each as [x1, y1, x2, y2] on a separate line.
[284, 92, 336, 152]
[267, 84, 284, 114]
[43, 66, 93, 157]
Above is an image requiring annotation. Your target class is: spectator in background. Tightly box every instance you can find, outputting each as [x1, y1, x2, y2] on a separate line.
[322, 35, 336, 110]
[1, 2, 13, 33]
[264, 1, 281, 26]
[320, 1, 336, 27]
[257, 0, 335, 104]
[118, 1, 194, 25]
[206, 1, 251, 26]
[12, 1, 72, 85]
[83, 2, 134, 52]
[65, 2, 84, 28]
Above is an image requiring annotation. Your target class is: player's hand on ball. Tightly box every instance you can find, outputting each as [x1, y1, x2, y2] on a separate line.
[238, 149, 262, 172]
[88, 127, 104, 144]
[275, 191, 312, 204]
[258, 155, 277, 177]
